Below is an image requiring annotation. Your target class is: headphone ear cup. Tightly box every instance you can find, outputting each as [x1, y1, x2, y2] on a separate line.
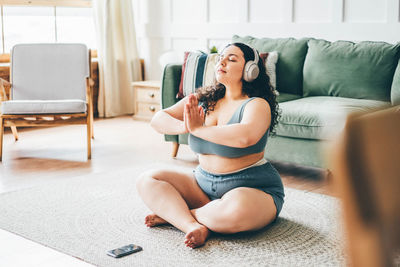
[243, 61, 250, 82]
[249, 64, 259, 82]
[243, 61, 259, 82]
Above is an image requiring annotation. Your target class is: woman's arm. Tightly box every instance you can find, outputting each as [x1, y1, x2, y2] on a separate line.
[186, 95, 271, 148]
[150, 96, 189, 135]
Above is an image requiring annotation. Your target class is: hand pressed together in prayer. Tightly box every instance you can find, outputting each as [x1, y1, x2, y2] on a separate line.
[184, 94, 205, 133]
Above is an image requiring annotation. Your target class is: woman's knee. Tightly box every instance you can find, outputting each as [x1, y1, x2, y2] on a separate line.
[202, 199, 247, 234]
[136, 169, 164, 192]
[210, 189, 261, 233]
[222, 203, 249, 233]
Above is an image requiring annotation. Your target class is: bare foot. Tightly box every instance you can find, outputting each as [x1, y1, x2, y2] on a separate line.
[184, 224, 210, 248]
[144, 214, 168, 227]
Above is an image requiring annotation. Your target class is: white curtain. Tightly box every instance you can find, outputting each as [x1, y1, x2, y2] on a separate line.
[93, 0, 142, 117]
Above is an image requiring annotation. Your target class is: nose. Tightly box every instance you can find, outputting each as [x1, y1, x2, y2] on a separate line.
[219, 56, 226, 66]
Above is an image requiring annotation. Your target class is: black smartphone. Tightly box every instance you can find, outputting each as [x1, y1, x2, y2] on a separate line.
[107, 244, 143, 258]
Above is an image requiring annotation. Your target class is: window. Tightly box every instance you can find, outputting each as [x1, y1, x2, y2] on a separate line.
[56, 7, 95, 48]
[0, 0, 95, 54]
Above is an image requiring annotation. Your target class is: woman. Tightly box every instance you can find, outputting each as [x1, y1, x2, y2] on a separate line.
[136, 43, 284, 249]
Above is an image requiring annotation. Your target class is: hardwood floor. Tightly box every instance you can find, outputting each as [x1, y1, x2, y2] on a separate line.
[0, 116, 332, 266]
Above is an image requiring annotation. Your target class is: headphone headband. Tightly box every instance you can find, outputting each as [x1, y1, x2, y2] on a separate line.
[251, 47, 259, 65]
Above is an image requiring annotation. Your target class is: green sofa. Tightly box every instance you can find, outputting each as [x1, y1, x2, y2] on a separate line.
[161, 36, 400, 168]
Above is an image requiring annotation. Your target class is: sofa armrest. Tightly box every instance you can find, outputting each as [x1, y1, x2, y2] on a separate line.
[161, 63, 182, 143]
[161, 63, 182, 109]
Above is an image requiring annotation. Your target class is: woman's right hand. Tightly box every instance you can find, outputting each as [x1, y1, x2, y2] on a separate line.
[184, 94, 205, 133]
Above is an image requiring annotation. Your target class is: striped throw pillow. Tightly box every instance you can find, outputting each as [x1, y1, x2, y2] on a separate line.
[177, 52, 219, 99]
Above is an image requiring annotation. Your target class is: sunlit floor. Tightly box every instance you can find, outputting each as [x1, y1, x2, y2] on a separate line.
[0, 116, 330, 266]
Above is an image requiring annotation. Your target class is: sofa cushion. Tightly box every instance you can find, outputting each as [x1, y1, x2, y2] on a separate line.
[276, 96, 390, 140]
[276, 93, 302, 103]
[232, 35, 309, 96]
[303, 39, 400, 101]
[391, 58, 400, 105]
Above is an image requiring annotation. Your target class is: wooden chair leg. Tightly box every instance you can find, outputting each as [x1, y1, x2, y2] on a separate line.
[90, 103, 94, 139]
[0, 118, 4, 162]
[91, 118, 94, 139]
[11, 126, 18, 141]
[172, 142, 179, 158]
[87, 118, 91, 160]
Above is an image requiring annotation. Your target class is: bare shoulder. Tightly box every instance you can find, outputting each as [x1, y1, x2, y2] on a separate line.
[239, 97, 272, 132]
[247, 97, 271, 113]
[239, 97, 271, 125]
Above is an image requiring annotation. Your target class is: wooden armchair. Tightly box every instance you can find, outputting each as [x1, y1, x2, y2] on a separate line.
[0, 78, 18, 141]
[0, 43, 94, 161]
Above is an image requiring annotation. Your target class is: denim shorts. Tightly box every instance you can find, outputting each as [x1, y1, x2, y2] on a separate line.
[194, 162, 285, 216]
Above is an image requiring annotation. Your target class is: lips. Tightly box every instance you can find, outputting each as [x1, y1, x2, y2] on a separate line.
[217, 68, 226, 74]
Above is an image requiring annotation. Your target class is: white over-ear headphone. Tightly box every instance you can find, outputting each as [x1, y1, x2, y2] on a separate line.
[243, 47, 260, 82]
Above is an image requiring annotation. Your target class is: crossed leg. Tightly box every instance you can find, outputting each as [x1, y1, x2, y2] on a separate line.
[136, 169, 277, 247]
[136, 169, 211, 248]
[191, 187, 277, 234]
[146, 187, 277, 233]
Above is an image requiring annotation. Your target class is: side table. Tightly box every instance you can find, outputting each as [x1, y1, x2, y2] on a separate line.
[132, 80, 161, 121]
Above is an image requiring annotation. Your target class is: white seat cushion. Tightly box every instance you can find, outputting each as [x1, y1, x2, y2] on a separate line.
[1, 100, 87, 114]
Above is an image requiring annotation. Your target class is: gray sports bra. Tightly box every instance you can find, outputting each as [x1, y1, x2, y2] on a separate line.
[188, 97, 269, 158]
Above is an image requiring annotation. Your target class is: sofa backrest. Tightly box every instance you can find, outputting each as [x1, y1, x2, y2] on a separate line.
[391, 58, 400, 105]
[232, 35, 309, 96]
[303, 39, 400, 102]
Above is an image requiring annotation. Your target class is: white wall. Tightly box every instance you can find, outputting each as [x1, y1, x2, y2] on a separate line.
[133, 0, 400, 80]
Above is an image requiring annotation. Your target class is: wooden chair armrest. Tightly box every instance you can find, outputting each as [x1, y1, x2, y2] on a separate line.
[0, 77, 11, 101]
[89, 77, 95, 87]
[86, 77, 93, 104]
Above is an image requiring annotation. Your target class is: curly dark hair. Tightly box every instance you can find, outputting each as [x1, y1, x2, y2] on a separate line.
[196, 42, 280, 135]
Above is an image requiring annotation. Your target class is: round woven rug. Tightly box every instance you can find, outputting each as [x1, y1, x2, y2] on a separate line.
[0, 164, 346, 266]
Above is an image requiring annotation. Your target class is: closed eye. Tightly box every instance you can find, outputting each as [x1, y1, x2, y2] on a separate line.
[218, 55, 238, 62]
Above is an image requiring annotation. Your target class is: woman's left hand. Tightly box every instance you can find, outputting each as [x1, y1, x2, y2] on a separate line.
[184, 94, 205, 133]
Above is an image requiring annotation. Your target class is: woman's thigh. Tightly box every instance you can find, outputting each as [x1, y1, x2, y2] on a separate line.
[146, 168, 211, 209]
[221, 187, 277, 232]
